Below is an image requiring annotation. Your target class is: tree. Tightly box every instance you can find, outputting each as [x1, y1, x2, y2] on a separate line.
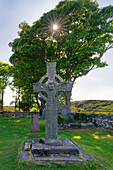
[9, 0, 113, 112]
[0, 61, 10, 111]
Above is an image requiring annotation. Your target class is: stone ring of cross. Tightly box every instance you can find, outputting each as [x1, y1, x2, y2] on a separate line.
[38, 74, 64, 100]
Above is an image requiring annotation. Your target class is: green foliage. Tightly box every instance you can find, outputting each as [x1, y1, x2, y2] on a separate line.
[58, 114, 75, 124]
[9, 0, 113, 90]
[65, 115, 75, 123]
[0, 61, 11, 111]
[0, 61, 10, 90]
[9, 0, 113, 110]
[73, 112, 97, 123]
[57, 114, 65, 124]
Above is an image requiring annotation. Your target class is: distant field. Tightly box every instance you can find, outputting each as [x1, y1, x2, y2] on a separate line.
[3, 106, 15, 112]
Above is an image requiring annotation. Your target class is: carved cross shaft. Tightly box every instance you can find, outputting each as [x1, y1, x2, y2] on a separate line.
[33, 62, 71, 144]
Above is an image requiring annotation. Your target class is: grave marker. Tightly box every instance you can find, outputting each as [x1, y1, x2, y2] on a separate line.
[33, 62, 71, 145]
[30, 115, 40, 134]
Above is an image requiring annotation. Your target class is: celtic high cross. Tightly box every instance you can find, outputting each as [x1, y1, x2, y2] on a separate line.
[33, 62, 71, 145]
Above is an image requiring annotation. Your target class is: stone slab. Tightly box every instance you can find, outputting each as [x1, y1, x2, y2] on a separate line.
[79, 148, 96, 161]
[32, 145, 79, 155]
[18, 150, 29, 160]
[18, 139, 96, 162]
[31, 155, 83, 162]
[71, 140, 96, 161]
[31, 138, 79, 155]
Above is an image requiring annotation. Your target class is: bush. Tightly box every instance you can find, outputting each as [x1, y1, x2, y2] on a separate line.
[65, 116, 74, 123]
[57, 114, 65, 124]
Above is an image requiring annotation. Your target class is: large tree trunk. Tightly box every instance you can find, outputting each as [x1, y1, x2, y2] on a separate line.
[65, 70, 72, 113]
[1, 89, 4, 112]
[18, 88, 20, 112]
[65, 91, 71, 113]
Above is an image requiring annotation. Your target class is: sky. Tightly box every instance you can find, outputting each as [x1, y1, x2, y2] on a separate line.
[0, 0, 113, 105]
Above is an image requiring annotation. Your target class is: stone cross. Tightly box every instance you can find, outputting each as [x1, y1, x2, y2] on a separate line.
[33, 62, 71, 145]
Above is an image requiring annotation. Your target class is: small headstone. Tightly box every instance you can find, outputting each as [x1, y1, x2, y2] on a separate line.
[42, 110, 45, 119]
[30, 115, 40, 134]
[61, 106, 68, 117]
[15, 111, 20, 118]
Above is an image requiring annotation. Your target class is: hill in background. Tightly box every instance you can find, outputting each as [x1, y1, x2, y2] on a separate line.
[72, 100, 113, 114]
[3, 100, 113, 114]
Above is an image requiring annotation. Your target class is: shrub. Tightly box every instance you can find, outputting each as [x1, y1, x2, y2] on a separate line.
[57, 114, 65, 124]
[65, 116, 74, 123]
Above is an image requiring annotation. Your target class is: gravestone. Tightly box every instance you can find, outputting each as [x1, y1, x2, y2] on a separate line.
[15, 111, 20, 118]
[42, 109, 45, 119]
[33, 62, 71, 145]
[61, 106, 68, 117]
[30, 115, 40, 134]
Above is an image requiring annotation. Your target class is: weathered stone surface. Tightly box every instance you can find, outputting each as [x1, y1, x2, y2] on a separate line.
[70, 140, 96, 161]
[18, 139, 96, 162]
[61, 106, 68, 117]
[30, 115, 40, 134]
[53, 155, 83, 162]
[66, 122, 94, 129]
[31, 155, 83, 162]
[32, 145, 79, 155]
[24, 141, 31, 151]
[18, 150, 29, 160]
[31, 138, 79, 156]
[42, 110, 45, 119]
[33, 62, 71, 145]
[79, 148, 96, 161]
[15, 112, 20, 118]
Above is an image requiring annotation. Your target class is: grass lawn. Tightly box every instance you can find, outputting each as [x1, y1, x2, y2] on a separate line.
[0, 117, 113, 170]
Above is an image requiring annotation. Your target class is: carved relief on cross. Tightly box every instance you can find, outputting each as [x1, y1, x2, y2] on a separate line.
[33, 62, 71, 144]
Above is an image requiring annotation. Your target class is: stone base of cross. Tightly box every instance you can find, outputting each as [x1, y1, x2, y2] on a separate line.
[33, 62, 71, 145]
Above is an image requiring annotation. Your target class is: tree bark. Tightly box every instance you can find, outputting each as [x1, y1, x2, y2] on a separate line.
[1, 89, 4, 112]
[65, 91, 71, 113]
[65, 70, 72, 113]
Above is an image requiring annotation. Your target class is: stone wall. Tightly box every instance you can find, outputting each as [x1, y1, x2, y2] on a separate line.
[0, 112, 39, 117]
[94, 114, 113, 129]
[72, 112, 113, 129]
[74, 113, 113, 129]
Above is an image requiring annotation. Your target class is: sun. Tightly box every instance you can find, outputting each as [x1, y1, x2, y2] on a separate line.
[40, 11, 68, 37]
[53, 24, 58, 31]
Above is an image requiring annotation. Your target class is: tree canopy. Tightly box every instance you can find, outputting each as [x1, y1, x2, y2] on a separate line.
[0, 61, 10, 111]
[9, 0, 113, 111]
[0, 61, 10, 90]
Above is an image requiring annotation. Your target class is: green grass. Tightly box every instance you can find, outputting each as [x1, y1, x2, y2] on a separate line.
[0, 117, 113, 169]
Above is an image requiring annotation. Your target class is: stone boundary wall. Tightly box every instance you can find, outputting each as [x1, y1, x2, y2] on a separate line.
[0, 111, 113, 129]
[94, 114, 113, 129]
[71, 112, 113, 129]
[0, 112, 39, 117]
[77, 113, 113, 129]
